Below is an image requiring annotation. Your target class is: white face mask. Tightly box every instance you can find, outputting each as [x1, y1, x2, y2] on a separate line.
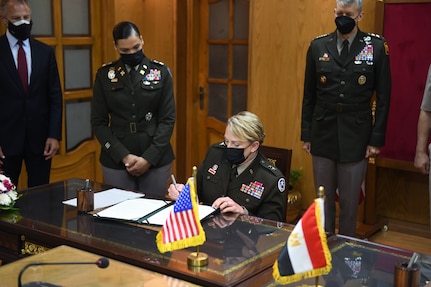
[12, 19, 31, 26]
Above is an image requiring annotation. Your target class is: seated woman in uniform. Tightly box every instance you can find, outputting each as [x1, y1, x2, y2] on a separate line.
[167, 111, 287, 222]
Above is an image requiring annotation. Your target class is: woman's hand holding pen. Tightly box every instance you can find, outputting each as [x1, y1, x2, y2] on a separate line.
[167, 175, 184, 200]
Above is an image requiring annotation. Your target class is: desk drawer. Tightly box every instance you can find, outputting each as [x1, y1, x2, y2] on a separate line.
[0, 229, 19, 252]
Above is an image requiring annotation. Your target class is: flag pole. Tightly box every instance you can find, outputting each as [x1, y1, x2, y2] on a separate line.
[318, 185, 325, 199]
[315, 186, 325, 287]
[187, 166, 209, 268]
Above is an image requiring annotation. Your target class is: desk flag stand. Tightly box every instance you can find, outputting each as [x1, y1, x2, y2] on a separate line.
[187, 166, 209, 267]
[315, 186, 325, 287]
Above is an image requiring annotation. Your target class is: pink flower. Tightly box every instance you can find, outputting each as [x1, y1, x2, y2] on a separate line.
[3, 179, 14, 192]
[0, 174, 19, 209]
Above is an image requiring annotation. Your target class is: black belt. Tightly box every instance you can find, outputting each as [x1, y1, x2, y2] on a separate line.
[111, 122, 149, 134]
[316, 101, 370, 113]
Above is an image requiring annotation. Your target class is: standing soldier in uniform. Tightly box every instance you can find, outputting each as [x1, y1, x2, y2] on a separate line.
[91, 21, 175, 197]
[301, 0, 391, 237]
[168, 111, 287, 222]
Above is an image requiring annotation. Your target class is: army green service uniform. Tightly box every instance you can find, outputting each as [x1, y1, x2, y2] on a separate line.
[197, 142, 287, 222]
[91, 56, 175, 195]
[301, 29, 391, 236]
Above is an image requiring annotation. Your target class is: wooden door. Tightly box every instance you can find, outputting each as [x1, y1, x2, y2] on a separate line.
[15, 0, 104, 188]
[197, 0, 250, 160]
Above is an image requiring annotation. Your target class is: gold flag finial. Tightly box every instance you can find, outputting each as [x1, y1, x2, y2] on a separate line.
[318, 186, 325, 199]
[192, 166, 198, 202]
[192, 166, 197, 178]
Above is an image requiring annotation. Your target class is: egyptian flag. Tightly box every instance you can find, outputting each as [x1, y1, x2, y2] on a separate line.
[273, 198, 332, 284]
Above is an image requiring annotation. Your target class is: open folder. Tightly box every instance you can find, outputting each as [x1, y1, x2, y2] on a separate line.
[93, 198, 216, 226]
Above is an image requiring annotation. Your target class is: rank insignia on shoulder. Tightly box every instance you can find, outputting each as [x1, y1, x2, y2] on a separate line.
[314, 33, 329, 40]
[101, 61, 113, 67]
[152, 59, 165, 66]
[369, 32, 380, 38]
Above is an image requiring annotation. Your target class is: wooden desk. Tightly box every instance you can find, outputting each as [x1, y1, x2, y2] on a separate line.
[0, 245, 199, 287]
[1, 178, 431, 286]
[262, 235, 431, 286]
[0, 178, 293, 286]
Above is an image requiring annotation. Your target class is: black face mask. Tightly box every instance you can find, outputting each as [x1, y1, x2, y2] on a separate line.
[120, 49, 144, 67]
[335, 15, 356, 35]
[8, 19, 32, 41]
[225, 147, 247, 165]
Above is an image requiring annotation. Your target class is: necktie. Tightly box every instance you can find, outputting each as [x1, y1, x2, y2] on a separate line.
[341, 39, 349, 59]
[18, 41, 28, 93]
[230, 166, 238, 180]
[129, 67, 138, 83]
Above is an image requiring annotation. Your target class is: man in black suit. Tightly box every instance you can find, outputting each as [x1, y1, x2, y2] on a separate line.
[301, 0, 391, 236]
[0, 0, 62, 187]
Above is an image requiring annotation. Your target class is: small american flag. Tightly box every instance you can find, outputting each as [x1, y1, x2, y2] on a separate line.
[156, 177, 205, 253]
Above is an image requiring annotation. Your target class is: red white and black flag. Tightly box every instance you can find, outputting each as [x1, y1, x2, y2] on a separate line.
[272, 197, 332, 284]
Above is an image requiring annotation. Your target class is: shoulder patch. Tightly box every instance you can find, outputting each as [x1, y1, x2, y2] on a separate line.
[278, 178, 286, 193]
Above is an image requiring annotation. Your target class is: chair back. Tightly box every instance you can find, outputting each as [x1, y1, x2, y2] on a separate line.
[259, 145, 294, 223]
[259, 145, 293, 179]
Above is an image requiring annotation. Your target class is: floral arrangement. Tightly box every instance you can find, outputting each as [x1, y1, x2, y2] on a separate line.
[0, 174, 19, 210]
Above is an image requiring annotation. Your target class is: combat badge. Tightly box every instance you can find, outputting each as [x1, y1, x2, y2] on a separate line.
[278, 178, 286, 192]
[358, 75, 366, 85]
[320, 75, 327, 84]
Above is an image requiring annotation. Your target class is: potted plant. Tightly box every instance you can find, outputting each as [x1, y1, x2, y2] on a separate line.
[288, 169, 303, 191]
[286, 168, 303, 223]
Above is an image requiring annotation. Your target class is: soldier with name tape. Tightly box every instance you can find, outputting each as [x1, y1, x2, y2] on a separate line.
[301, 0, 391, 237]
[168, 111, 287, 222]
[91, 21, 175, 197]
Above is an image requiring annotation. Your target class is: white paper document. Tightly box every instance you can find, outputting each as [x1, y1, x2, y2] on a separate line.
[62, 188, 144, 210]
[93, 198, 216, 225]
[94, 198, 170, 221]
[144, 204, 217, 225]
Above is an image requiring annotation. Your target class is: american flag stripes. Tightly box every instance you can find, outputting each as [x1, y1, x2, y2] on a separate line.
[156, 177, 206, 253]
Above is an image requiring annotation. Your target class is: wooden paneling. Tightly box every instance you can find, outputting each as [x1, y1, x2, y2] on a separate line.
[248, 0, 376, 210]
[376, 165, 429, 224]
[101, 0, 177, 176]
[51, 141, 102, 183]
